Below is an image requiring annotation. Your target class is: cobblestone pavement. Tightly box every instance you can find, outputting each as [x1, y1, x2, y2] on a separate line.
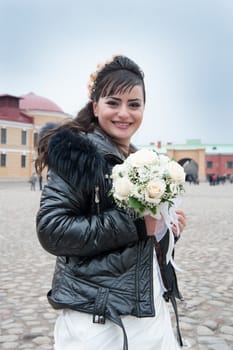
[0, 181, 233, 350]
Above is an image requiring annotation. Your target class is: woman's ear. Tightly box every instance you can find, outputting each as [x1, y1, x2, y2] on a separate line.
[92, 101, 98, 117]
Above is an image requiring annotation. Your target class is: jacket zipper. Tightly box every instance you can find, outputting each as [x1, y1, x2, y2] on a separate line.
[95, 186, 100, 215]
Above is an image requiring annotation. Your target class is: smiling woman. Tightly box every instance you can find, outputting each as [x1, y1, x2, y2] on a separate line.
[35, 55, 186, 350]
[92, 86, 144, 148]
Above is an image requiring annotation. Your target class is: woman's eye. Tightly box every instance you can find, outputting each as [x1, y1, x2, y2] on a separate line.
[106, 101, 118, 106]
[129, 102, 141, 108]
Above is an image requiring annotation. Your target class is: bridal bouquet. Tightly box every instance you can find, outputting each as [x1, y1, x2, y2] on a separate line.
[111, 148, 185, 219]
[111, 148, 186, 266]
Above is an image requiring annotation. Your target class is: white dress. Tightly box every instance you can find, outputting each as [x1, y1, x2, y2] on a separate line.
[54, 253, 180, 350]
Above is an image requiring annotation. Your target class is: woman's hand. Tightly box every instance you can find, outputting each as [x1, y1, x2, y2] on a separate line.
[172, 209, 186, 237]
[144, 215, 166, 236]
[144, 209, 186, 237]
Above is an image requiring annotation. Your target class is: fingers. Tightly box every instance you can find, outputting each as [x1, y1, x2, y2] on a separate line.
[172, 209, 186, 236]
[144, 215, 158, 236]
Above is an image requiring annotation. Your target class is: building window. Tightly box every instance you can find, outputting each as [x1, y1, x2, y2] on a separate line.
[0, 153, 6, 167]
[1, 128, 7, 144]
[34, 132, 39, 148]
[206, 161, 213, 169]
[227, 161, 233, 169]
[21, 130, 27, 145]
[21, 155, 26, 168]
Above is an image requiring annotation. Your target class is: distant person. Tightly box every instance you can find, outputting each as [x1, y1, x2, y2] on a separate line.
[35, 55, 186, 350]
[212, 174, 217, 186]
[30, 173, 37, 191]
[208, 174, 213, 185]
[186, 174, 194, 184]
[229, 174, 233, 184]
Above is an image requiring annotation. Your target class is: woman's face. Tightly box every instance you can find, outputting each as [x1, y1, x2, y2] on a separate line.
[93, 85, 145, 147]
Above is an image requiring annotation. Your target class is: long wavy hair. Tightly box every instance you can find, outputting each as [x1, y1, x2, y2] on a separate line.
[35, 55, 146, 174]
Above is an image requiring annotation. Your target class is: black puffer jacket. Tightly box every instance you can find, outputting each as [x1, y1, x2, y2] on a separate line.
[36, 128, 182, 349]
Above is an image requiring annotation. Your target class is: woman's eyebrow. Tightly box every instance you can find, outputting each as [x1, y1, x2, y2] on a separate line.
[106, 97, 121, 101]
[106, 97, 142, 102]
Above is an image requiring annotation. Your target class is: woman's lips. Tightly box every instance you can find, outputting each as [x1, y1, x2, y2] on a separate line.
[113, 122, 131, 129]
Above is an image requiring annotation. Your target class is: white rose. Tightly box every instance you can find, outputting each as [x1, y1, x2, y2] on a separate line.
[113, 177, 132, 200]
[167, 161, 185, 183]
[111, 163, 128, 179]
[145, 180, 166, 203]
[127, 149, 158, 167]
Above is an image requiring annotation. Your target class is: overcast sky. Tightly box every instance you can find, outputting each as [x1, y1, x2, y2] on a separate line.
[1, 0, 233, 146]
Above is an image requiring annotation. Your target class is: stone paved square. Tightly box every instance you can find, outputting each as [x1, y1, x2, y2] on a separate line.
[0, 182, 233, 349]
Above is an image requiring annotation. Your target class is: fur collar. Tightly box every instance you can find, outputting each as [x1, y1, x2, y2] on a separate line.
[48, 128, 108, 189]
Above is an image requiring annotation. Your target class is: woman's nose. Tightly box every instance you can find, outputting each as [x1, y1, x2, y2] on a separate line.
[118, 104, 130, 117]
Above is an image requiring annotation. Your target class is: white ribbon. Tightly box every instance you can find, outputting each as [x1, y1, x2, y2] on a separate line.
[157, 197, 183, 272]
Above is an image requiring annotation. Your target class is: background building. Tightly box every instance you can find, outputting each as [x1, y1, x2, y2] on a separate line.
[144, 139, 233, 183]
[0, 93, 71, 181]
[1, 93, 233, 183]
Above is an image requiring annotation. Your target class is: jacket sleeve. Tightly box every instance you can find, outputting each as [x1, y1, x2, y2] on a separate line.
[36, 171, 147, 258]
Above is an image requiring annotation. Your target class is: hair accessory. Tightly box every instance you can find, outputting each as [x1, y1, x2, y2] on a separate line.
[87, 54, 121, 99]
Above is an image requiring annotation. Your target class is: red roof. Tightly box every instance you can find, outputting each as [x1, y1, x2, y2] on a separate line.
[0, 95, 33, 124]
[20, 92, 63, 113]
[0, 112, 33, 124]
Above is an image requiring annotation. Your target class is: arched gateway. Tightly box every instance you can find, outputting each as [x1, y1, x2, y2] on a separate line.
[166, 144, 206, 182]
[179, 158, 199, 183]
